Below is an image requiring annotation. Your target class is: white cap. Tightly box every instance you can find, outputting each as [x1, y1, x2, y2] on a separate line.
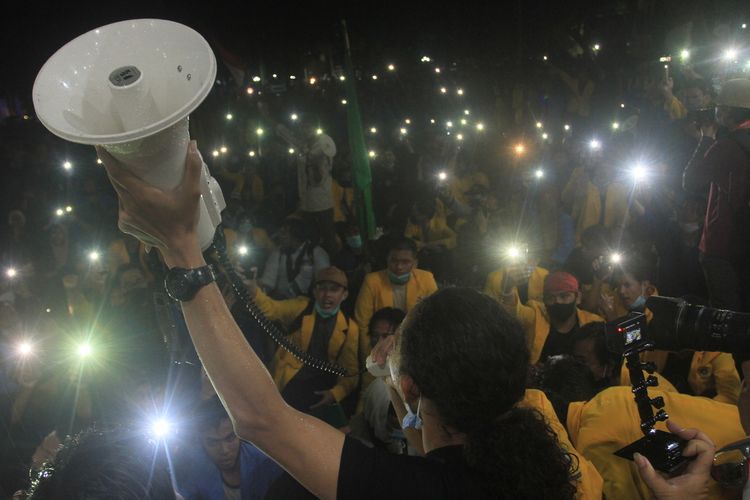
[310, 135, 336, 158]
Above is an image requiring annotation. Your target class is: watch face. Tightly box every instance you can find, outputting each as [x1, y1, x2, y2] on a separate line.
[166, 266, 215, 301]
[167, 273, 190, 300]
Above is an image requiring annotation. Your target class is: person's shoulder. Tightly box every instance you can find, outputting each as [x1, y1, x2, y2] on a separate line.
[519, 388, 549, 409]
[240, 441, 282, 469]
[579, 308, 604, 323]
[364, 269, 388, 283]
[589, 385, 634, 406]
[526, 299, 547, 312]
[710, 134, 747, 158]
[413, 268, 435, 280]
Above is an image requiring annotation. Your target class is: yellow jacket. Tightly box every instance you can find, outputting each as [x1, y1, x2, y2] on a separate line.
[568, 386, 744, 500]
[332, 180, 355, 224]
[619, 365, 678, 394]
[562, 171, 632, 243]
[404, 216, 457, 250]
[505, 295, 604, 365]
[484, 266, 548, 304]
[354, 269, 438, 408]
[664, 95, 688, 121]
[354, 268, 438, 349]
[520, 389, 603, 499]
[641, 350, 741, 405]
[253, 289, 359, 402]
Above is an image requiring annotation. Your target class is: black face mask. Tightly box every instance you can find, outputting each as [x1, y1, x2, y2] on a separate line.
[546, 302, 577, 323]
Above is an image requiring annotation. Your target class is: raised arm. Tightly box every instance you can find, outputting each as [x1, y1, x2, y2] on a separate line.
[98, 142, 344, 500]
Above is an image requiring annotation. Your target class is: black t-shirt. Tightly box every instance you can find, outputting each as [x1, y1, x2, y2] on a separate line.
[539, 320, 580, 362]
[336, 436, 491, 499]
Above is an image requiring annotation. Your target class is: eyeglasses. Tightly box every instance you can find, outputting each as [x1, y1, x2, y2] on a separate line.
[711, 438, 750, 488]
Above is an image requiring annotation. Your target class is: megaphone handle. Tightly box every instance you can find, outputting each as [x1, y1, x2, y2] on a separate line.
[200, 162, 222, 228]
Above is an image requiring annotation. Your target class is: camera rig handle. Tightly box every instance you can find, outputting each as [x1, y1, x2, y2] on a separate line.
[623, 340, 663, 438]
[615, 338, 691, 473]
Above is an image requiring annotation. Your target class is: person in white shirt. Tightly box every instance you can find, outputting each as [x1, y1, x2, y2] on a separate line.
[260, 218, 329, 298]
[296, 119, 338, 255]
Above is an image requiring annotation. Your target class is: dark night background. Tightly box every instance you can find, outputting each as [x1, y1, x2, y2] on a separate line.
[1, 0, 748, 105]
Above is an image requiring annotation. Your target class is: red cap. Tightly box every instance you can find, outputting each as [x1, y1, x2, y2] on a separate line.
[543, 271, 579, 295]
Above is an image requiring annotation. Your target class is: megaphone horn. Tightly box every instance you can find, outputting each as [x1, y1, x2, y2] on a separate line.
[33, 19, 225, 250]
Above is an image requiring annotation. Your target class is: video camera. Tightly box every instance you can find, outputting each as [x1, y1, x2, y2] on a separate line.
[603, 296, 750, 473]
[648, 296, 750, 354]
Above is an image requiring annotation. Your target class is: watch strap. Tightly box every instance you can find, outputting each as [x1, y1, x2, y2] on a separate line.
[165, 264, 217, 301]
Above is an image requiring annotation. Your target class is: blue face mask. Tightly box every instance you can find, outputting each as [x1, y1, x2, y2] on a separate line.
[401, 397, 423, 430]
[388, 271, 411, 285]
[346, 235, 363, 249]
[314, 302, 340, 319]
[629, 295, 647, 311]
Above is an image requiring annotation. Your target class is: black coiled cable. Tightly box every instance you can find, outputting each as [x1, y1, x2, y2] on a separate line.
[210, 226, 358, 378]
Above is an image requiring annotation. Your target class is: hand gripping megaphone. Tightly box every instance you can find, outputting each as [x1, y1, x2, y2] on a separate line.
[32, 19, 225, 250]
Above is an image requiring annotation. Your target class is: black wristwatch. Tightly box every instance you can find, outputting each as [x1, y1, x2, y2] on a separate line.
[164, 264, 217, 301]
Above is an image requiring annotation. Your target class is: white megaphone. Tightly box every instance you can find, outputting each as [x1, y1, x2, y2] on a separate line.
[32, 19, 225, 251]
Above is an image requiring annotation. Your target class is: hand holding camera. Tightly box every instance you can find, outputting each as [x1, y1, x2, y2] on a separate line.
[635, 421, 715, 500]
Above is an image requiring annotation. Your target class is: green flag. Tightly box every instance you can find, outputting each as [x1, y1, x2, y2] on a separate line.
[342, 21, 376, 241]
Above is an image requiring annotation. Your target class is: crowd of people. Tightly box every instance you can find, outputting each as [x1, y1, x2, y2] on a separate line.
[1, 19, 750, 498]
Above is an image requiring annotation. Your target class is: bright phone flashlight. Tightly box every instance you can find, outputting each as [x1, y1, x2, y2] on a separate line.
[631, 164, 647, 182]
[77, 343, 92, 358]
[505, 245, 525, 261]
[17, 341, 33, 357]
[150, 418, 174, 439]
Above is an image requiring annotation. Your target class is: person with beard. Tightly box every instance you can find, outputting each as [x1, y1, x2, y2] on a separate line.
[501, 271, 603, 365]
